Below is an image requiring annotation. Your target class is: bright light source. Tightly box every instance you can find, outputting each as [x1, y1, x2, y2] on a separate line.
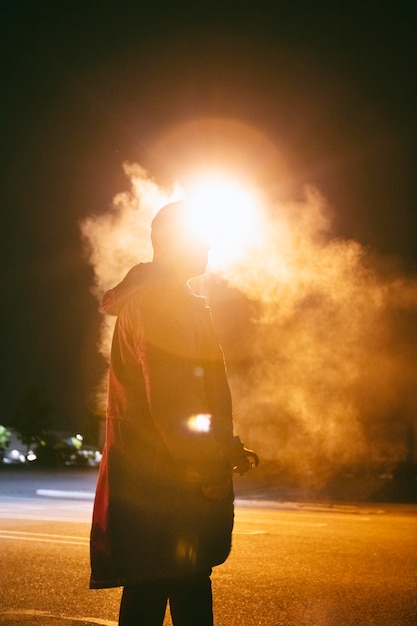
[187, 413, 211, 433]
[184, 176, 261, 270]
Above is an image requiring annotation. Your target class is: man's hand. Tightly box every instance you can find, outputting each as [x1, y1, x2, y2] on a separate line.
[233, 435, 259, 475]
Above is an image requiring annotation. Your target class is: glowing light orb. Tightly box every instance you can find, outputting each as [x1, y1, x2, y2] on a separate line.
[187, 413, 211, 433]
[183, 176, 261, 271]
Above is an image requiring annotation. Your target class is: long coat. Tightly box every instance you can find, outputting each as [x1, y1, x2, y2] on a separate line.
[90, 263, 234, 589]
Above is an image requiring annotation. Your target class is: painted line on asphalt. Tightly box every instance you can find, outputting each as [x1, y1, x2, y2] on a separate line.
[1, 529, 87, 540]
[235, 520, 328, 529]
[0, 513, 91, 523]
[36, 489, 95, 500]
[0, 609, 117, 626]
[0, 501, 93, 523]
[0, 529, 88, 545]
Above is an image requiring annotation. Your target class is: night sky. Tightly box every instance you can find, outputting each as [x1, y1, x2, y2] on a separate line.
[1, 2, 416, 437]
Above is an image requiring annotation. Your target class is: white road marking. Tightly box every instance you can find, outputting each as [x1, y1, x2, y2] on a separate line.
[36, 489, 95, 499]
[0, 609, 117, 625]
[0, 498, 93, 522]
[0, 529, 88, 545]
[236, 517, 328, 528]
[0, 512, 92, 522]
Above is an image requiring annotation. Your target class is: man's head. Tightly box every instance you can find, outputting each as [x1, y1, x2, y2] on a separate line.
[151, 200, 209, 280]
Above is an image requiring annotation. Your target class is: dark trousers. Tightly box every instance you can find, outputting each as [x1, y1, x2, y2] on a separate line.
[118, 570, 213, 626]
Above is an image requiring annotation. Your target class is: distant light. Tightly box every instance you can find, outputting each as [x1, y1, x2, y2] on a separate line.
[95, 451, 103, 463]
[75, 433, 83, 441]
[187, 414, 211, 433]
[27, 452, 37, 462]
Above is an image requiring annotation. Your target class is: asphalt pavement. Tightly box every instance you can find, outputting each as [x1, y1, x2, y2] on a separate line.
[0, 614, 114, 626]
[1, 467, 416, 625]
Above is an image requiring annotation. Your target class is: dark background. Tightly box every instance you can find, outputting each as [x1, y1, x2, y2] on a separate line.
[1, 1, 415, 435]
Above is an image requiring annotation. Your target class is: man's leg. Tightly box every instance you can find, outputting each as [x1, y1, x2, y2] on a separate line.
[118, 579, 168, 626]
[169, 570, 213, 626]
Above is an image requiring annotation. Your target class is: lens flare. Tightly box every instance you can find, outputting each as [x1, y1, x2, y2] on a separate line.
[187, 414, 211, 433]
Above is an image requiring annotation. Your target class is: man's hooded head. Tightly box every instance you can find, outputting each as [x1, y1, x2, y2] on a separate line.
[151, 200, 209, 280]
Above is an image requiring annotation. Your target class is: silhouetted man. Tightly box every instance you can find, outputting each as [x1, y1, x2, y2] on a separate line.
[90, 200, 257, 625]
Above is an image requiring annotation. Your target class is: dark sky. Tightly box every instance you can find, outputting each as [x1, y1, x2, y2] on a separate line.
[1, 1, 416, 434]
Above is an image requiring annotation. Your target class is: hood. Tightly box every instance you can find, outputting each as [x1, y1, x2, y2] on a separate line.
[101, 262, 207, 316]
[101, 263, 152, 316]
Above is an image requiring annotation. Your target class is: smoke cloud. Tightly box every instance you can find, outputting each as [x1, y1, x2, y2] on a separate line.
[80, 163, 417, 484]
[80, 163, 182, 408]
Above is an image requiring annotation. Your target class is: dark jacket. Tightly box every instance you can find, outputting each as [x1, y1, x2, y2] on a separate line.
[90, 263, 234, 589]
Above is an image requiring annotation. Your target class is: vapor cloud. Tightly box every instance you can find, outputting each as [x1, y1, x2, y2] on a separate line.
[81, 164, 417, 483]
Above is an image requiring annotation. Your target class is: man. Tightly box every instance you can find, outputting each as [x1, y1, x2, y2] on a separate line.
[90, 200, 257, 625]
